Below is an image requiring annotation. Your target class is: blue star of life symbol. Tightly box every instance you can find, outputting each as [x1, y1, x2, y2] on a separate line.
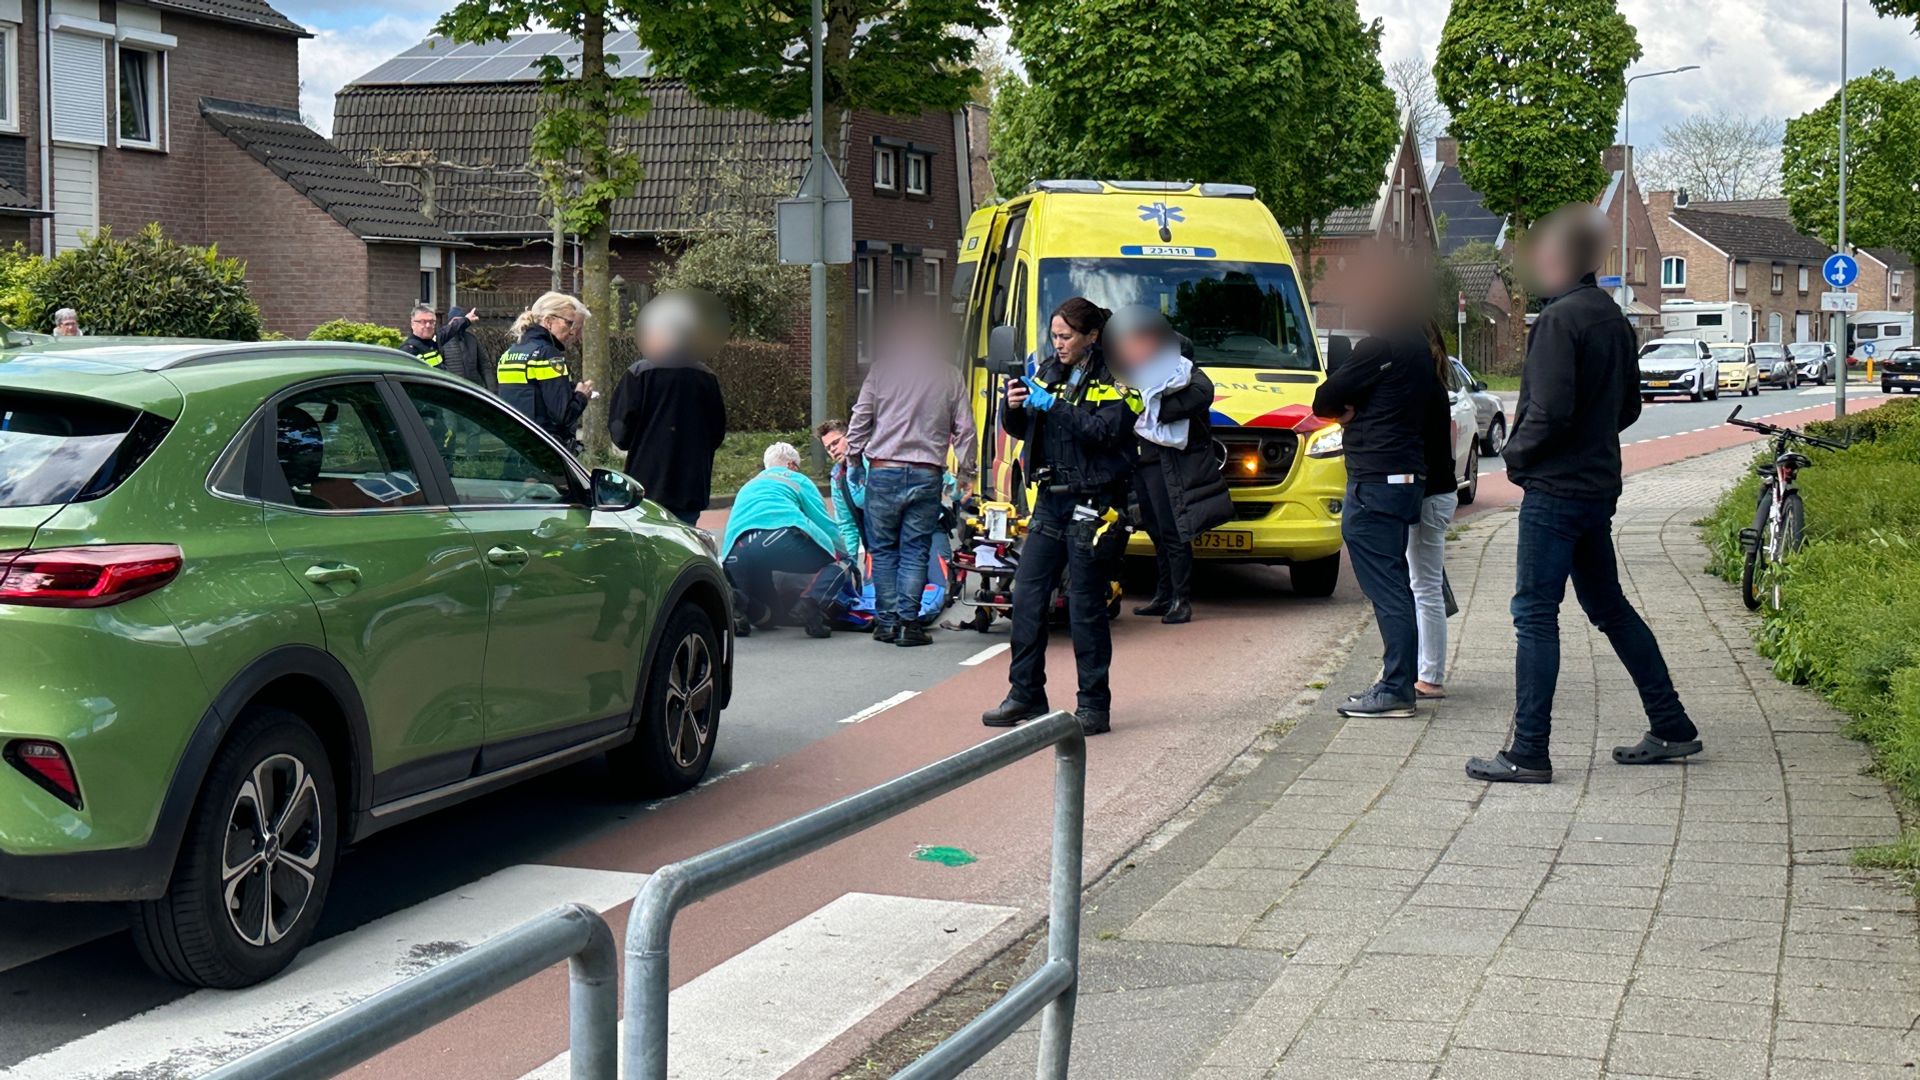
[1138, 202, 1185, 229]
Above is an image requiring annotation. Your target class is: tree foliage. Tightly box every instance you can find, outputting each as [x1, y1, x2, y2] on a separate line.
[1783, 68, 1920, 259]
[1263, 3, 1400, 299]
[655, 147, 807, 341]
[0, 225, 262, 339]
[1434, 0, 1640, 232]
[1636, 111, 1783, 201]
[1873, 0, 1920, 30]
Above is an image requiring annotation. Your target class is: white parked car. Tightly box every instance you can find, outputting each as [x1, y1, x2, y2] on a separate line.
[1448, 357, 1507, 455]
[1442, 357, 1481, 504]
[1790, 341, 1836, 385]
[1637, 338, 1719, 402]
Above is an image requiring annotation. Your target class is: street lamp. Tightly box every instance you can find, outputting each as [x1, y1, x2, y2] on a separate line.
[1619, 65, 1701, 310]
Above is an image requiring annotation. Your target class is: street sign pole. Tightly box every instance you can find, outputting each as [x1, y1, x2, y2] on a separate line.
[1456, 291, 1466, 355]
[807, 0, 828, 464]
[1835, 0, 1850, 418]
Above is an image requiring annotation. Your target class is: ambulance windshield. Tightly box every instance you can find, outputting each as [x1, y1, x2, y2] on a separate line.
[1037, 258, 1318, 371]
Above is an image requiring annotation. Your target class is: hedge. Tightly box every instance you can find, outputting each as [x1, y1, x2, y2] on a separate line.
[0, 225, 263, 340]
[1700, 397, 1920, 863]
[308, 319, 405, 348]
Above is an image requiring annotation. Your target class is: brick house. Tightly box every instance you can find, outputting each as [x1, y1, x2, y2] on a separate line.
[0, 0, 453, 334]
[1596, 145, 1664, 338]
[1300, 115, 1437, 330]
[1428, 136, 1511, 367]
[1856, 247, 1912, 314]
[332, 36, 979, 381]
[1646, 192, 1831, 344]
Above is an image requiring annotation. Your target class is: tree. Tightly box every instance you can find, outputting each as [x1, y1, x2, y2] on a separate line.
[1782, 69, 1920, 260]
[1636, 111, 1782, 201]
[965, 32, 1013, 107]
[1387, 54, 1448, 154]
[995, 0, 1306, 189]
[1873, 0, 1920, 30]
[435, 0, 651, 459]
[1263, 4, 1400, 299]
[1435, 0, 1639, 357]
[655, 146, 807, 341]
[632, 0, 993, 414]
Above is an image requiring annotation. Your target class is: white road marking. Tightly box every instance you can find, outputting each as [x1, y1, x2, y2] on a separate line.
[837, 690, 919, 724]
[959, 643, 1011, 667]
[518, 892, 1015, 1080]
[4, 865, 647, 1080]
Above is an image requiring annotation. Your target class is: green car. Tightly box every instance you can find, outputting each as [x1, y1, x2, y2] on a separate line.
[0, 340, 731, 987]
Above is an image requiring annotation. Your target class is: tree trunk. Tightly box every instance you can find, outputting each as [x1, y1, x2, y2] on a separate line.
[577, 7, 615, 461]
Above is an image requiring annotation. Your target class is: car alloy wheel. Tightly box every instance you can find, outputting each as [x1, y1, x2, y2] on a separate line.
[223, 753, 325, 947]
[663, 631, 716, 770]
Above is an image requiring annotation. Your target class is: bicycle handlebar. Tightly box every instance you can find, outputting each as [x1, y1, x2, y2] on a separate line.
[1724, 405, 1851, 452]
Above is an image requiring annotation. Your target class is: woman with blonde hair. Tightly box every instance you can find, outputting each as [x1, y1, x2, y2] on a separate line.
[497, 291, 594, 445]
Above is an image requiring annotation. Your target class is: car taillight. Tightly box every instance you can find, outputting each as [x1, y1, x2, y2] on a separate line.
[0, 544, 183, 608]
[6, 740, 82, 809]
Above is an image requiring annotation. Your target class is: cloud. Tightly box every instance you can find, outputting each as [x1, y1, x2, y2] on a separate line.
[1363, 0, 1920, 152]
[286, 3, 439, 134]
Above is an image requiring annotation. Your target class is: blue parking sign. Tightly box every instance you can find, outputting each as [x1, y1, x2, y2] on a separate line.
[1823, 253, 1859, 289]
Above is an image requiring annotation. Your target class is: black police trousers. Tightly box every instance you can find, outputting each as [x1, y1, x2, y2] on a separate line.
[1007, 491, 1112, 712]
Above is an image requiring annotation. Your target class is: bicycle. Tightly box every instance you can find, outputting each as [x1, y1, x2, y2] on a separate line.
[1725, 405, 1849, 611]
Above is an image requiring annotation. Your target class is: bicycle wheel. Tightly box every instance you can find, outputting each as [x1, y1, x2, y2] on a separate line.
[1777, 491, 1805, 555]
[1741, 548, 1764, 610]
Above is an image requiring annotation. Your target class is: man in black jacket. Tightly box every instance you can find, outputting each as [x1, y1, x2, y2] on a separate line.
[438, 306, 495, 390]
[1467, 205, 1702, 785]
[608, 291, 729, 526]
[1313, 325, 1451, 718]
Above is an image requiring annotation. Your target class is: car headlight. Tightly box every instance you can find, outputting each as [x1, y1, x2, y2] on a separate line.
[1306, 426, 1344, 458]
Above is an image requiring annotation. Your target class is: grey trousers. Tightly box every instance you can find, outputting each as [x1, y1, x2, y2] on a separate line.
[1407, 491, 1459, 685]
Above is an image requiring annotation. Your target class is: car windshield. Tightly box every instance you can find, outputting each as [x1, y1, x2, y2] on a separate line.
[1789, 343, 1825, 358]
[1752, 344, 1786, 358]
[1709, 346, 1747, 357]
[1640, 343, 1700, 360]
[1037, 258, 1318, 370]
[0, 391, 142, 508]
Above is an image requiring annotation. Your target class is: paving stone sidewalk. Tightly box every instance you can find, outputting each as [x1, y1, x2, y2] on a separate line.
[973, 445, 1920, 1080]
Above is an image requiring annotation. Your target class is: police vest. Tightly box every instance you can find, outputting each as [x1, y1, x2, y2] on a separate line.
[401, 336, 444, 368]
[495, 348, 570, 386]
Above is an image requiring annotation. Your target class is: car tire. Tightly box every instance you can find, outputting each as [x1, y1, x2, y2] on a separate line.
[1707, 385, 1720, 401]
[1642, 394, 1655, 403]
[1459, 443, 1479, 505]
[1291, 552, 1341, 598]
[1689, 388, 1703, 402]
[132, 708, 338, 989]
[611, 604, 721, 798]
[1481, 415, 1507, 456]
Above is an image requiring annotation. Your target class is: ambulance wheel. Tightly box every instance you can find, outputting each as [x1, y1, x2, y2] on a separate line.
[1291, 553, 1341, 598]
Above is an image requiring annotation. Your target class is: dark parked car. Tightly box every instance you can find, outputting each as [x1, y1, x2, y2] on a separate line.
[1751, 342, 1799, 390]
[1882, 345, 1920, 394]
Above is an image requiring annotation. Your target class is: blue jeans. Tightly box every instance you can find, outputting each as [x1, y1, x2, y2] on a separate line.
[723, 527, 835, 625]
[864, 466, 943, 628]
[1510, 491, 1697, 763]
[1343, 480, 1424, 702]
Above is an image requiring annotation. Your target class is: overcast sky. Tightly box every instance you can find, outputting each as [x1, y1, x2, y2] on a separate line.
[286, 0, 1920, 140]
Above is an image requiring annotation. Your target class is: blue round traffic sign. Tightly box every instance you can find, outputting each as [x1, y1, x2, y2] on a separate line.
[1824, 253, 1859, 289]
[1863, 342, 1877, 357]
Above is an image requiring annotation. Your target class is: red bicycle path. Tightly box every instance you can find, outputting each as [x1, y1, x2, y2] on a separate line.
[345, 394, 1880, 1080]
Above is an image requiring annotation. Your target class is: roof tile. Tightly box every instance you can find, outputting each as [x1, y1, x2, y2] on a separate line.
[1670, 207, 1829, 264]
[146, 0, 306, 36]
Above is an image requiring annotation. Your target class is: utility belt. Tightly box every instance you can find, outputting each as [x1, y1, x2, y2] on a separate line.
[1035, 484, 1117, 545]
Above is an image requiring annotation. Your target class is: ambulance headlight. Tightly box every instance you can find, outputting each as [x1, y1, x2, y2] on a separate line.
[1306, 427, 1344, 458]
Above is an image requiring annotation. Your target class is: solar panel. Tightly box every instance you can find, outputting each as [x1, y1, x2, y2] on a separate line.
[352, 57, 437, 85]
[354, 31, 653, 86]
[407, 57, 488, 83]
[459, 55, 543, 83]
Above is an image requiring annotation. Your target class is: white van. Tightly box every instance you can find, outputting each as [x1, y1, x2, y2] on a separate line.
[1850, 311, 1914, 369]
[1661, 300, 1754, 344]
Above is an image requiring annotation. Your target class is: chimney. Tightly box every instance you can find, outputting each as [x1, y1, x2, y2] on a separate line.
[1602, 144, 1627, 176]
[1435, 136, 1458, 169]
[1647, 190, 1676, 220]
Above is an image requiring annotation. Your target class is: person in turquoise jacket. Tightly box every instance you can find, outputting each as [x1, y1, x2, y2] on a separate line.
[721, 442, 848, 638]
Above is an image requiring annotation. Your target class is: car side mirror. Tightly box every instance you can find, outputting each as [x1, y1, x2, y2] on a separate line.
[1471, 379, 1487, 392]
[1325, 335, 1353, 373]
[590, 467, 643, 512]
[988, 324, 1021, 378]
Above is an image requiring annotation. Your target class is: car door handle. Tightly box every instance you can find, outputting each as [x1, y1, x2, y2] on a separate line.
[304, 563, 362, 586]
[487, 545, 531, 567]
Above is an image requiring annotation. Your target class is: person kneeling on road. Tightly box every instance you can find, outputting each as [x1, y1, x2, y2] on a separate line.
[720, 442, 848, 639]
[984, 298, 1139, 738]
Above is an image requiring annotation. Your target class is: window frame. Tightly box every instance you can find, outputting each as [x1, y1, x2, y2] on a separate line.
[1661, 255, 1686, 289]
[389, 374, 592, 511]
[890, 254, 910, 306]
[114, 43, 164, 151]
[0, 24, 18, 134]
[904, 151, 929, 197]
[923, 257, 941, 307]
[1632, 247, 1646, 286]
[254, 377, 436, 516]
[855, 255, 877, 364]
[1770, 264, 1784, 294]
[1894, 272, 1905, 302]
[1733, 262, 1749, 290]
[419, 267, 439, 308]
[872, 147, 897, 193]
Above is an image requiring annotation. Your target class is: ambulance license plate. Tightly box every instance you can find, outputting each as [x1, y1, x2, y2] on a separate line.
[1194, 531, 1253, 552]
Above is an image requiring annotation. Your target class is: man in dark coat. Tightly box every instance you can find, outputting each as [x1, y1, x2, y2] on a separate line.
[1465, 205, 1702, 785]
[438, 305, 495, 390]
[608, 292, 729, 525]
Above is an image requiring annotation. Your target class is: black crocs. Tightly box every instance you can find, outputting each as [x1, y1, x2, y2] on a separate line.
[1465, 752, 1553, 784]
[1613, 734, 1703, 765]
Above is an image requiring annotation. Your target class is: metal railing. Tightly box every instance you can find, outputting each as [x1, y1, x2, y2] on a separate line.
[202, 902, 617, 1080]
[199, 711, 1086, 1080]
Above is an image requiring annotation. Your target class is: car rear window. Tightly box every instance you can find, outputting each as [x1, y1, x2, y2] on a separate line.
[0, 391, 170, 508]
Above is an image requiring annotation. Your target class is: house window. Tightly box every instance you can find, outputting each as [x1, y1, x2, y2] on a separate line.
[49, 31, 109, 146]
[0, 25, 17, 133]
[890, 255, 910, 305]
[1661, 256, 1686, 289]
[1734, 262, 1748, 290]
[117, 46, 163, 149]
[1770, 264, 1784, 294]
[1632, 247, 1646, 285]
[1798, 266, 1810, 292]
[856, 256, 877, 363]
[923, 257, 941, 309]
[1895, 272, 1905, 302]
[1769, 312, 1784, 342]
[419, 268, 439, 307]
[905, 152, 929, 196]
[1604, 249, 1620, 278]
[872, 148, 896, 193]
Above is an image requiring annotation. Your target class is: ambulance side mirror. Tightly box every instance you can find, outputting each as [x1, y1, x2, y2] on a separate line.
[988, 324, 1022, 378]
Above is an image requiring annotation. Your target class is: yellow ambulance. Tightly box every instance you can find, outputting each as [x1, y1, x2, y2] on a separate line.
[953, 180, 1347, 595]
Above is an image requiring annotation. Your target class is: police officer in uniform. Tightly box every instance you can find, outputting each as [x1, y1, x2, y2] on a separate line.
[497, 291, 594, 447]
[399, 304, 448, 369]
[983, 298, 1140, 736]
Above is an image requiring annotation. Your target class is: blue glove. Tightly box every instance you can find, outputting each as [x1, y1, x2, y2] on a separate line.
[1022, 376, 1057, 411]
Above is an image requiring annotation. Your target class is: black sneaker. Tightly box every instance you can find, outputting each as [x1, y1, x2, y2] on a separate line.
[800, 606, 831, 639]
[872, 622, 898, 644]
[982, 697, 1047, 727]
[1077, 707, 1111, 736]
[896, 624, 932, 647]
[1160, 600, 1192, 625]
[1465, 752, 1553, 784]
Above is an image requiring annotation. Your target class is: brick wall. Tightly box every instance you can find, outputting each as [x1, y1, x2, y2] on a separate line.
[201, 132, 371, 337]
[17, 0, 41, 252]
[1648, 191, 1729, 304]
[95, 5, 301, 243]
[1854, 253, 1912, 314]
[364, 243, 422, 333]
[1646, 191, 1829, 344]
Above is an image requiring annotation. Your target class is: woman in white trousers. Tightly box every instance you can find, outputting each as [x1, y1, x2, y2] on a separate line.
[1407, 490, 1458, 698]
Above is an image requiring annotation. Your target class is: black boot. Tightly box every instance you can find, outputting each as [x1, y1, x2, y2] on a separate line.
[800, 605, 832, 639]
[872, 622, 898, 644]
[1160, 599, 1192, 625]
[982, 697, 1048, 728]
[1077, 707, 1111, 736]
[896, 624, 932, 647]
[1133, 595, 1173, 617]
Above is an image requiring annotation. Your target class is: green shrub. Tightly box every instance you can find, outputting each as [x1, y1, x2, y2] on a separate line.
[2, 224, 262, 339]
[709, 340, 807, 431]
[1805, 396, 1920, 445]
[309, 319, 404, 348]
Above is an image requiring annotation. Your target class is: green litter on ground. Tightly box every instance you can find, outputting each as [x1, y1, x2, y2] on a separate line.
[913, 845, 977, 867]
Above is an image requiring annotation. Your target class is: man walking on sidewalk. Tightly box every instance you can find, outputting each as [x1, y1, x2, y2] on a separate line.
[1466, 205, 1704, 784]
